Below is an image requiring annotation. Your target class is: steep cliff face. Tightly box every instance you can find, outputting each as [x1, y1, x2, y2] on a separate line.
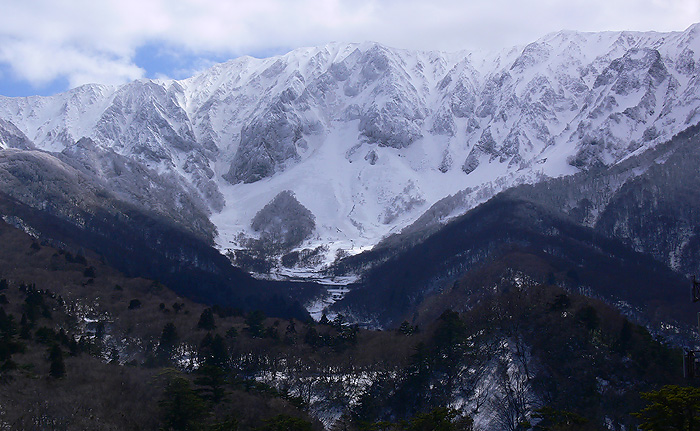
[0, 25, 699, 272]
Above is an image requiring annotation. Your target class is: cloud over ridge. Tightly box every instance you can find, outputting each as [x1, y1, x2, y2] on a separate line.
[1, 0, 699, 94]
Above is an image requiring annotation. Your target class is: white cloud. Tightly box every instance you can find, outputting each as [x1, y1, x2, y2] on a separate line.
[0, 0, 698, 91]
[0, 40, 144, 88]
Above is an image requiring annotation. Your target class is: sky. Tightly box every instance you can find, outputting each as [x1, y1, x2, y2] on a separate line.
[1, 0, 699, 97]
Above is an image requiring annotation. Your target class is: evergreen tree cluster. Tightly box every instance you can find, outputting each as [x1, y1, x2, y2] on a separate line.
[0, 231, 693, 431]
[352, 283, 684, 430]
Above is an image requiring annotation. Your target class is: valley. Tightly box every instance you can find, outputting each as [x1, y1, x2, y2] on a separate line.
[0, 22, 699, 430]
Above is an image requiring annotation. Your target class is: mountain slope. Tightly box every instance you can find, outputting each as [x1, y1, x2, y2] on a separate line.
[0, 187, 319, 320]
[320, 119, 700, 333]
[0, 217, 683, 431]
[0, 25, 699, 274]
[329, 192, 693, 332]
[502, 121, 700, 277]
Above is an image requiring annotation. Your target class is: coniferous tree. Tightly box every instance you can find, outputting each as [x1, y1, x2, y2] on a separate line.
[159, 376, 206, 431]
[285, 320, 298, 345]
[304, 326, 319, 348]
[405, 407, 472, 431]
[245, 310, 266, 338]
[199, 333, 227, 368]
[159, 323, 179, 352]
[209, 334, 227, 368]
[257, 414, 313, 431]
[530, 407, 589, 431]
[19, 313, 31, 339]
[49, 344, 66, 378]
[155, 322, 179, 365]
[319, 313, 329, 325]
[194, 364, 226, 403]
[0, 308, 20, 362]
[197, 308, 216, 331]
[633, 385, 700, 431]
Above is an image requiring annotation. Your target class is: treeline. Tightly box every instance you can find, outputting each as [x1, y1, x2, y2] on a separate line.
[0, 273, 695, 430]
[346, 282, 685, 430]
[0, 224, 696, 430]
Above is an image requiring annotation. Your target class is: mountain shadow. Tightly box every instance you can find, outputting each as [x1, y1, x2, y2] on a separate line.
[331, 193, 693, 331]
[0, 193, 320, 320]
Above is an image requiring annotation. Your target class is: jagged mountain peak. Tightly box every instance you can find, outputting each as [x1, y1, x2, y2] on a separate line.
[1, 26, 699, 277]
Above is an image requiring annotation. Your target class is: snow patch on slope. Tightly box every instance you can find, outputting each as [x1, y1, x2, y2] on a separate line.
[0, 25, 699, 277]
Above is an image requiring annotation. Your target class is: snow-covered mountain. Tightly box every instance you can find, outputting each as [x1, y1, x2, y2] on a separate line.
[1, 24, 699, 276]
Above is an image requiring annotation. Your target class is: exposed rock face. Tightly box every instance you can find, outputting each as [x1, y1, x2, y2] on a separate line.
[0, 118, 34, 150]
[225, 108, 304, 184]
[0, 25, 699, 266]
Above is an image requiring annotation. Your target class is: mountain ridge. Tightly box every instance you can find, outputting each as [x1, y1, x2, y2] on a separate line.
[1, 24, 699, 278]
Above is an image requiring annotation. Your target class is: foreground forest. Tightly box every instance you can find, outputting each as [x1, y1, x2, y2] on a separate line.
[0, 219, 694, 430]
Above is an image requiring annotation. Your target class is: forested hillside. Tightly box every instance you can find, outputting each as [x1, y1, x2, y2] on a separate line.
[0, 219, 689, 430]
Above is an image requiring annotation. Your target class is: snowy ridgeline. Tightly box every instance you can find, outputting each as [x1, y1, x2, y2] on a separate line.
[1, 24, 700, 274]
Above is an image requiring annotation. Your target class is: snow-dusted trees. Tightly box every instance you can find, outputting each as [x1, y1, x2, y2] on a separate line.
[251, 190, 316, 251]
